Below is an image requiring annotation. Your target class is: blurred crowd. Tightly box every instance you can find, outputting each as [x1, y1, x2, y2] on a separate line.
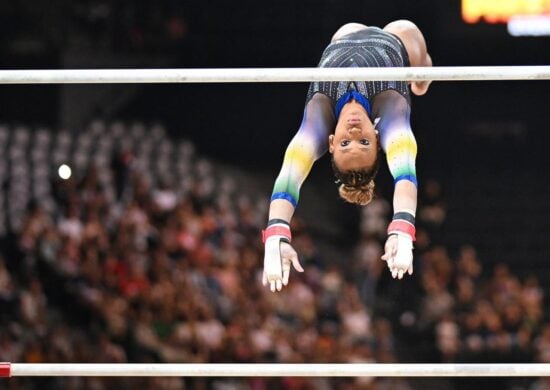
[1, 1, 187, 55]
[354, 180, 549, 389]
[0, 122, 402, 389]
[0, 122, 548, 390]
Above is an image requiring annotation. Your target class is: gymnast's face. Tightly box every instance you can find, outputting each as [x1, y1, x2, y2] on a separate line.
[328, 100, 379, 172]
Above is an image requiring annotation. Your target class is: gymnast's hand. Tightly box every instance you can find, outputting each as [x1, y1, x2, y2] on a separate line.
[381, 234, 413, 280]
[262, 238, 304, 292]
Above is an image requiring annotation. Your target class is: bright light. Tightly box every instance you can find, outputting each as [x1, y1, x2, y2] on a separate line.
[58, 164, 72, 180]
[462, 0, 550, 24]
[508, 14, 550, 36]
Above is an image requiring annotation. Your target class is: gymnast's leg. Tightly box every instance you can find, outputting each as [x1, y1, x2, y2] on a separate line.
[383, 20, 433, 96]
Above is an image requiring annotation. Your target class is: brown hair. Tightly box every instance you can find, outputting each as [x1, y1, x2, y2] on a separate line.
[331, 154, 380, 206]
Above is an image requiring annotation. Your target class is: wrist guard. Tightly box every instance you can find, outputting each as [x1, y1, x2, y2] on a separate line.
[387, 211, 416, 241]
[262, 219, 291, 244]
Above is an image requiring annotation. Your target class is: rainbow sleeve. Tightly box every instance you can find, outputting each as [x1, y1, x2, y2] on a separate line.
[378, 100, 418, 186]
[272, 103, 333, 207]
[381, 124, 417, 186]
[271, 135, 317, 207]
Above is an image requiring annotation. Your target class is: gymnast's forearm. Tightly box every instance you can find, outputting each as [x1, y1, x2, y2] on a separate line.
[378, 103, 418, 214]
[268, 136, 321, 223]
[393, 180, 417, 215]
[267, 99, 332, 224]
[268, 199, 296, 223]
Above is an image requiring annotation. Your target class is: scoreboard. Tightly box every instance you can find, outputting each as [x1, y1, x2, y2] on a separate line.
[462, 0, 550, 35]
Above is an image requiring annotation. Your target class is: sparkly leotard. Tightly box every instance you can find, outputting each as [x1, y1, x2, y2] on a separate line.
[306, 27, 411, 107]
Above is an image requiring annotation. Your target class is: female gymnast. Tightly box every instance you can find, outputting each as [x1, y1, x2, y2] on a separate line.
[262, 20, 432, 292]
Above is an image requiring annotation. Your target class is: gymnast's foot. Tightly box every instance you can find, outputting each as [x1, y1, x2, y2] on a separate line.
[412, 80, 430, 96]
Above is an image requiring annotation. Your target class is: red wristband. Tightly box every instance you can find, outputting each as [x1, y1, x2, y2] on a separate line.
[262, 225, 292, 243]
[388, 220, 416, 241]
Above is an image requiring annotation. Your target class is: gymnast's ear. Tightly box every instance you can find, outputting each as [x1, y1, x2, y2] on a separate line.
[328, 134, 335, 154]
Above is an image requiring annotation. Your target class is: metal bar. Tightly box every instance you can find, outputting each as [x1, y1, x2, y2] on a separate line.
[4, 363, 550, 377]
[0, 66, 549, 84]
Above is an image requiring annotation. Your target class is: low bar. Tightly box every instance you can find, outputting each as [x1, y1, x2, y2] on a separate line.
[0, 66, 549, 84]
[3, 363, 550, 377]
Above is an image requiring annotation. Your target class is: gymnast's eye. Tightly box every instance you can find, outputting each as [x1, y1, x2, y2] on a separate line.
[340, 140, 350, 147]
[360, 139, 370, 145]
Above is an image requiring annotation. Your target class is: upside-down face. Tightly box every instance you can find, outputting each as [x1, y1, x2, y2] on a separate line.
[328, 99, 379, 172]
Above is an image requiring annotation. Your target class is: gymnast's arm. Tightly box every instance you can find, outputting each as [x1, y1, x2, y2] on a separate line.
[262, 94, 334, 291]
[268, 93, 335, 223]
[376, 92, 418, 217]
[375, 92, 418, 279]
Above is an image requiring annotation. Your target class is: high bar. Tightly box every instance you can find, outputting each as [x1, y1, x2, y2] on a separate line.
[3, 363, 550, 377]
[0, 66, 549, 84]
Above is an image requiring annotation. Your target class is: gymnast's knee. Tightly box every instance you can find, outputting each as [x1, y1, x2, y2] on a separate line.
[383, 20, 429, 68]
[331, 22, 368, 42]
[383, 19, 419, 34]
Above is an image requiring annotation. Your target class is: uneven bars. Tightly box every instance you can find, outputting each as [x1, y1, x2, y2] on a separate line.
[0, 66, 549, 84]
[2, 363, 550, 377]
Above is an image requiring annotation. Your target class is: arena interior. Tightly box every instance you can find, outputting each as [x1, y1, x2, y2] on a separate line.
[0, 1, 549, 389]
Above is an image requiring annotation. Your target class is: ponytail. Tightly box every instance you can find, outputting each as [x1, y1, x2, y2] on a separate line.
[331, 153, 380, 206]
[338, 180, 375, 206]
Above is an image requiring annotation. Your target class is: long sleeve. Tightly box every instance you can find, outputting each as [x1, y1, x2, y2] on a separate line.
[376, 94, 417, 187]
[373, 92, 418, 216]
[271, 95, 335, 210]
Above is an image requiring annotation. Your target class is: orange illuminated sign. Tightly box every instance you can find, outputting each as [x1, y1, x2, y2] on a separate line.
[462, 0, 550, 23]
